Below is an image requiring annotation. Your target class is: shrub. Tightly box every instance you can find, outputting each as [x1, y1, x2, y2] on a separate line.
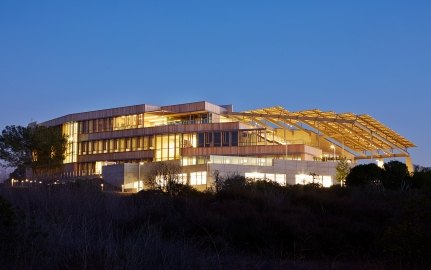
[382, 161, 411, 190]
[0, 195, 18, 266]
[221, 174, 248, 191]
[345, 163, 384, 188]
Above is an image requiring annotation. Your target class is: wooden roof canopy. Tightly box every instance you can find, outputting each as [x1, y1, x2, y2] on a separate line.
[224, 106, 415, 160]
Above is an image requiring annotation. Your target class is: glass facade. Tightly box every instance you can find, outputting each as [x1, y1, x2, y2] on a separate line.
[63, 121, 78, 163]
[154, 134, 181, 161]
[48, 101, 338, 185]
[197, 131, 238, 147]
[295, 174, 332, 187]
[208, 155, 273, 166]
[245, 173, 287, 186]
[79, 136, 155, 155]
[190, 171, 207, 185]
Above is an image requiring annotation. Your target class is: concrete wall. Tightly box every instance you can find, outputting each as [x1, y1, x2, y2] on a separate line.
[208, 159, 337, 186]
[102, 163, 139, 190]
[102, 164, 125, 188]
[102, 159, 338, 193]
[124, 164, 139, 186]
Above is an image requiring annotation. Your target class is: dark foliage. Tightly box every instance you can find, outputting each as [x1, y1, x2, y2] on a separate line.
[382, 161, 411, 190]
[412, 166, 431, 190]
[0, 195, 19, 267]
[345, 163, 384, 187]
[1, 179, 431, 269]
[220, 174, 249, 191]
[0, 125, 67, 180]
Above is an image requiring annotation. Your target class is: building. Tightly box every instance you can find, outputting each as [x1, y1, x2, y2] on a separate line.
[40, 101, 415, 191]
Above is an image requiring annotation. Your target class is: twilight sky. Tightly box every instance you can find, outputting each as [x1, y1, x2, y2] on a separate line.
[1, 1, 430, 166]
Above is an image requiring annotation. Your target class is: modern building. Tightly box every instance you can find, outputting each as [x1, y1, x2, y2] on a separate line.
[40, 101, 415, 191]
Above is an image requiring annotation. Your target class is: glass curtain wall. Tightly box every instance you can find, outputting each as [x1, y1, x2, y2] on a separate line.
[63, 122, 78, 163]
[154, 134, 181, 161]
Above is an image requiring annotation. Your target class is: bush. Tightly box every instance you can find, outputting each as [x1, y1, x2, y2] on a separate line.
[412, 168, 431, 190]
[1, 180, 431, 269]
[345, 163, 384, 188]
[0, 195, 18, 266]
[382, 161, 411, 190]
[221, 174, 248, 191]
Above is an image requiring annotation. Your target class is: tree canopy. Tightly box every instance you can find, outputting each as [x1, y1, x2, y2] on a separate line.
[346, 161, 416, 191]
[345, 163, 384, 188]
[0, 125, 67, 179]
[382, 161, 411, 190]
[336, 158, 351, 185]
[143, 161, 183, 195]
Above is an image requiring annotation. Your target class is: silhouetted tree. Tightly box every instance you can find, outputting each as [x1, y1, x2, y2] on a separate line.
[0, 126, 32, 169]
[345, 163, 384, 188]
[382, 161, 411, 190]
[411, 166, 431, 190]
[222, 174, 248, 191]
[143, 161, 183, 195]
[0, 125, 66, 180]
[0, 195, 18, 266]
[212, 169, 222, 193]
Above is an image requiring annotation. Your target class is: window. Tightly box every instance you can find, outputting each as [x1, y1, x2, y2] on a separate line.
[98, 119, 104, 132]
[134, 137, 139, 150]
[143, 136, 148, 150]
[245, 172, 265, 180]
[213, 132, 221, 147]
[222, 132, 230, 146]
[198, 133, 204, 147]
[103, 140, 108, 153]
[93, 120, 98, 133]
[204, 132, 212, 147]
[88, 120, 93, 133]
[275, 174, 286, 186]
[295, 174, 332, 187]
[177, 173, 187, 185]
[231, 131, 238, 146]
[119, 138, 125, 151]
[92, 141, 98, 154]
[245, 172, 286, 186]
[190, 171, 207, 185]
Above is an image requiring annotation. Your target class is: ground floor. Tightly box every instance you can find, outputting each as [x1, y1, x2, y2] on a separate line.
[102, 155, 338, 192]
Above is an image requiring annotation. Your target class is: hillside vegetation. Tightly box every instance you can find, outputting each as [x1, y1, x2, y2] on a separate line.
[1, 178, 430, 270]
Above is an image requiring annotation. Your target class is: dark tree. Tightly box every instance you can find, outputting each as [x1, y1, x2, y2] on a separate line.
[412, 166, 431, 190]
[381, 161, 411, 190]
[222, 174, 248, 191]
[30, 125, 67, 178]
[143, 161, 183, 196]
[0, 125, 67, 180]
[0, 125, 32, 169]
[345, 163, 384, 187]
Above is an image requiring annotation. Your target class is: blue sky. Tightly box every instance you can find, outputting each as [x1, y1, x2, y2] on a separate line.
[1, 1, 430, 166]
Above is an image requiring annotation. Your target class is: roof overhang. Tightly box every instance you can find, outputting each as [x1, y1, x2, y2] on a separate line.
[224, 106, 415, 161]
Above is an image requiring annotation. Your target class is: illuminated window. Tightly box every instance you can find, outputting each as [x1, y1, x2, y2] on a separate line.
[265, 174, 275, 181]
[245, 172, 265, 180]
[295, 174, 332, 187]
[275, 174, 286, 186]
[190, 171, 207, 185]
[177, 173, 187, 185]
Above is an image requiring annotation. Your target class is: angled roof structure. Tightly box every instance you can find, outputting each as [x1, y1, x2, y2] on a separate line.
[224, 106, 415, 161]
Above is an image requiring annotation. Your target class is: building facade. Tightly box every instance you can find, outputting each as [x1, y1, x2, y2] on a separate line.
[40, 101, 415, 191]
